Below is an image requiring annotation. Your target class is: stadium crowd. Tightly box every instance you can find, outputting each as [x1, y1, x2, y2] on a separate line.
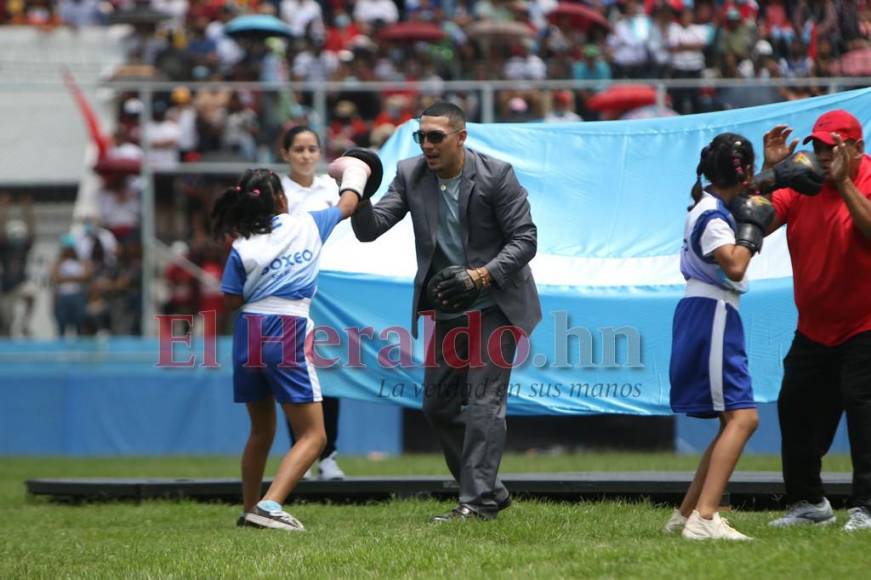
[2, 0, 871, 337]
[5, 1, 871, 132]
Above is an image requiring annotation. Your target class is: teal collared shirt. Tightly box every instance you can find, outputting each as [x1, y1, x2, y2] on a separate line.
[431, 172, 495, 319]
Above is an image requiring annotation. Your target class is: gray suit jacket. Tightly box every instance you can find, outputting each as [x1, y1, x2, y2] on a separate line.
[352, 148, 541, 338]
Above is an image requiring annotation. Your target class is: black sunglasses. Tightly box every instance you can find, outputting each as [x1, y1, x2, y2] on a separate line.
[412, 129, 463, 144]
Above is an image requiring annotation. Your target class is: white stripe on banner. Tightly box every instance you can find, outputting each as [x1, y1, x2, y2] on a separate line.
[322, 223, 793, 287]
[708, 300, 727, 412]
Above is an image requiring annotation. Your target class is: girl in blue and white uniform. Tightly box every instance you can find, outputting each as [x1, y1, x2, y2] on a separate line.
[664, 133, 774, 541]
[213, 158, 372, 531]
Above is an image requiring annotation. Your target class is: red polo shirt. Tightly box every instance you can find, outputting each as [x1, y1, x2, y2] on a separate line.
[772, 154, 871, 346]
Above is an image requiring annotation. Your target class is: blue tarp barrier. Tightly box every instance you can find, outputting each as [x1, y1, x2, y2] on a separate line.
[0, 338, 401, 455]
[0, 336, 851, 455]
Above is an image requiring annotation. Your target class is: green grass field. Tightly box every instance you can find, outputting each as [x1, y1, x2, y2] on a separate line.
[0, 453, 864, 579]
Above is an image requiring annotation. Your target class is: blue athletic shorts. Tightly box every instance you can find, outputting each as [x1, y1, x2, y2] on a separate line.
[669, 297, 755, 418]
[232, 313, 322, 404]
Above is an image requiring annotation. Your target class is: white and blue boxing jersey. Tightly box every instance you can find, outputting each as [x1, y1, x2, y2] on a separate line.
[680, 192, 747, 293]
[221, 208, 343, 311]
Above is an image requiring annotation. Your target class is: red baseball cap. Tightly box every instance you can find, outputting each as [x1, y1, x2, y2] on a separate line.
[803, 109, 863, 145]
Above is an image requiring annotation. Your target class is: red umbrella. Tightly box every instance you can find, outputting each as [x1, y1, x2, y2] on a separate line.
[467, 20, 534, 40]
[586, 85, 658, 113]
[835, 48, 871, 76]
[546, 3, 611, 31]
[621, 104, 678, 120]
[379, 21, 444, 42]
[93, 156, 142, 177]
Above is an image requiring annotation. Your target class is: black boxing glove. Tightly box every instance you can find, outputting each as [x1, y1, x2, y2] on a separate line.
[752, 151, 824, 196]
[728, 194, 776, 254]
[426, 266, 482, 314]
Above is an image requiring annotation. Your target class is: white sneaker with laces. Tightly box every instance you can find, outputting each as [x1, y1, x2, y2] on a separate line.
[243, 500, 305, 532]
[682, 510, 752, 541]
[318, 451, 346, 480]
[769, 498, 836, 527]
[843, 507, 871, 532]
[662, 508, 688, 534]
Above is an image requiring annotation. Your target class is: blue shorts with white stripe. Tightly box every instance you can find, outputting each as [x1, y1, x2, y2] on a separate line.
[232, 313, 322, 405]
[669, 297, 755, 418]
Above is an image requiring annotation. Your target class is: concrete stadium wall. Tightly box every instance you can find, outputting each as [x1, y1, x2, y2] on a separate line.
[0, 26, 125, 186]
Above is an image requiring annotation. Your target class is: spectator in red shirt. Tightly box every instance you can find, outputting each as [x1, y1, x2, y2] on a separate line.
[372, 94, 413, 130]
[195, 242, 228, 333]
[323, 9, 361, 53]
[762, 110, 871, 532]
[164, 241, 197, 335]
[326, 100, 370, 160]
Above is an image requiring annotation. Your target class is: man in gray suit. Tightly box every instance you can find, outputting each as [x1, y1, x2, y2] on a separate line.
[352, 102, 541, 521]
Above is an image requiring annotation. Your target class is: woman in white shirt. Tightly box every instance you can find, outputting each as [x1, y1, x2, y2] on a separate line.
[668, 7, 711, 114]
[277, 126, 345, 480]
[280, 127, 340, 213]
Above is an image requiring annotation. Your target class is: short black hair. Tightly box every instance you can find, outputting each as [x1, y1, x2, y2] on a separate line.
[282, 126, 320, 151]
[419, 101, 466, 130]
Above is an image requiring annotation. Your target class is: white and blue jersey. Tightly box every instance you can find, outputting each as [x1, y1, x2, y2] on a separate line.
[222, 209, 341, 307]
[670, 192, 755, 418]
[221, 208, 342, 404]
[679, 192, 747, 293]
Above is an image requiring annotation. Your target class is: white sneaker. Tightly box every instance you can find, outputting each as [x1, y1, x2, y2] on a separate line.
[769, 498, 836, 527]
[302, 468, 313, 480]
[318, 451, 346, 480]
[242, 500, 305, 532]
[662, 508, 688, 534]
[843, 507, 871, 532]
[682, 510, 752, 541]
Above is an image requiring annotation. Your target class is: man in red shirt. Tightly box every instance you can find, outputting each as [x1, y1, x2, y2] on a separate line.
[762, 109, 871, 532]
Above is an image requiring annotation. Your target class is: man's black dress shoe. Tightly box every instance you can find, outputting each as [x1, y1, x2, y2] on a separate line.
[430, 504, 495, 523]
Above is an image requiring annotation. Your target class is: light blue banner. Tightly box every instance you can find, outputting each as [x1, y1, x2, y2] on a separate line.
[312, 87, 871, 415]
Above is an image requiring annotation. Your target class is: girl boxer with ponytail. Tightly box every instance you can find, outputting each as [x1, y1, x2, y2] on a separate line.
[662, 133, 775, 540]
[213, 150, 380, 531]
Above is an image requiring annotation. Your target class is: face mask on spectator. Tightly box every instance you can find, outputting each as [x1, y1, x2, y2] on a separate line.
[5, 219, 28, 244]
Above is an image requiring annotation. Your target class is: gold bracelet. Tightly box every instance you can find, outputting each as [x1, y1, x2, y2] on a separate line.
[476, 267, 491, 289]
